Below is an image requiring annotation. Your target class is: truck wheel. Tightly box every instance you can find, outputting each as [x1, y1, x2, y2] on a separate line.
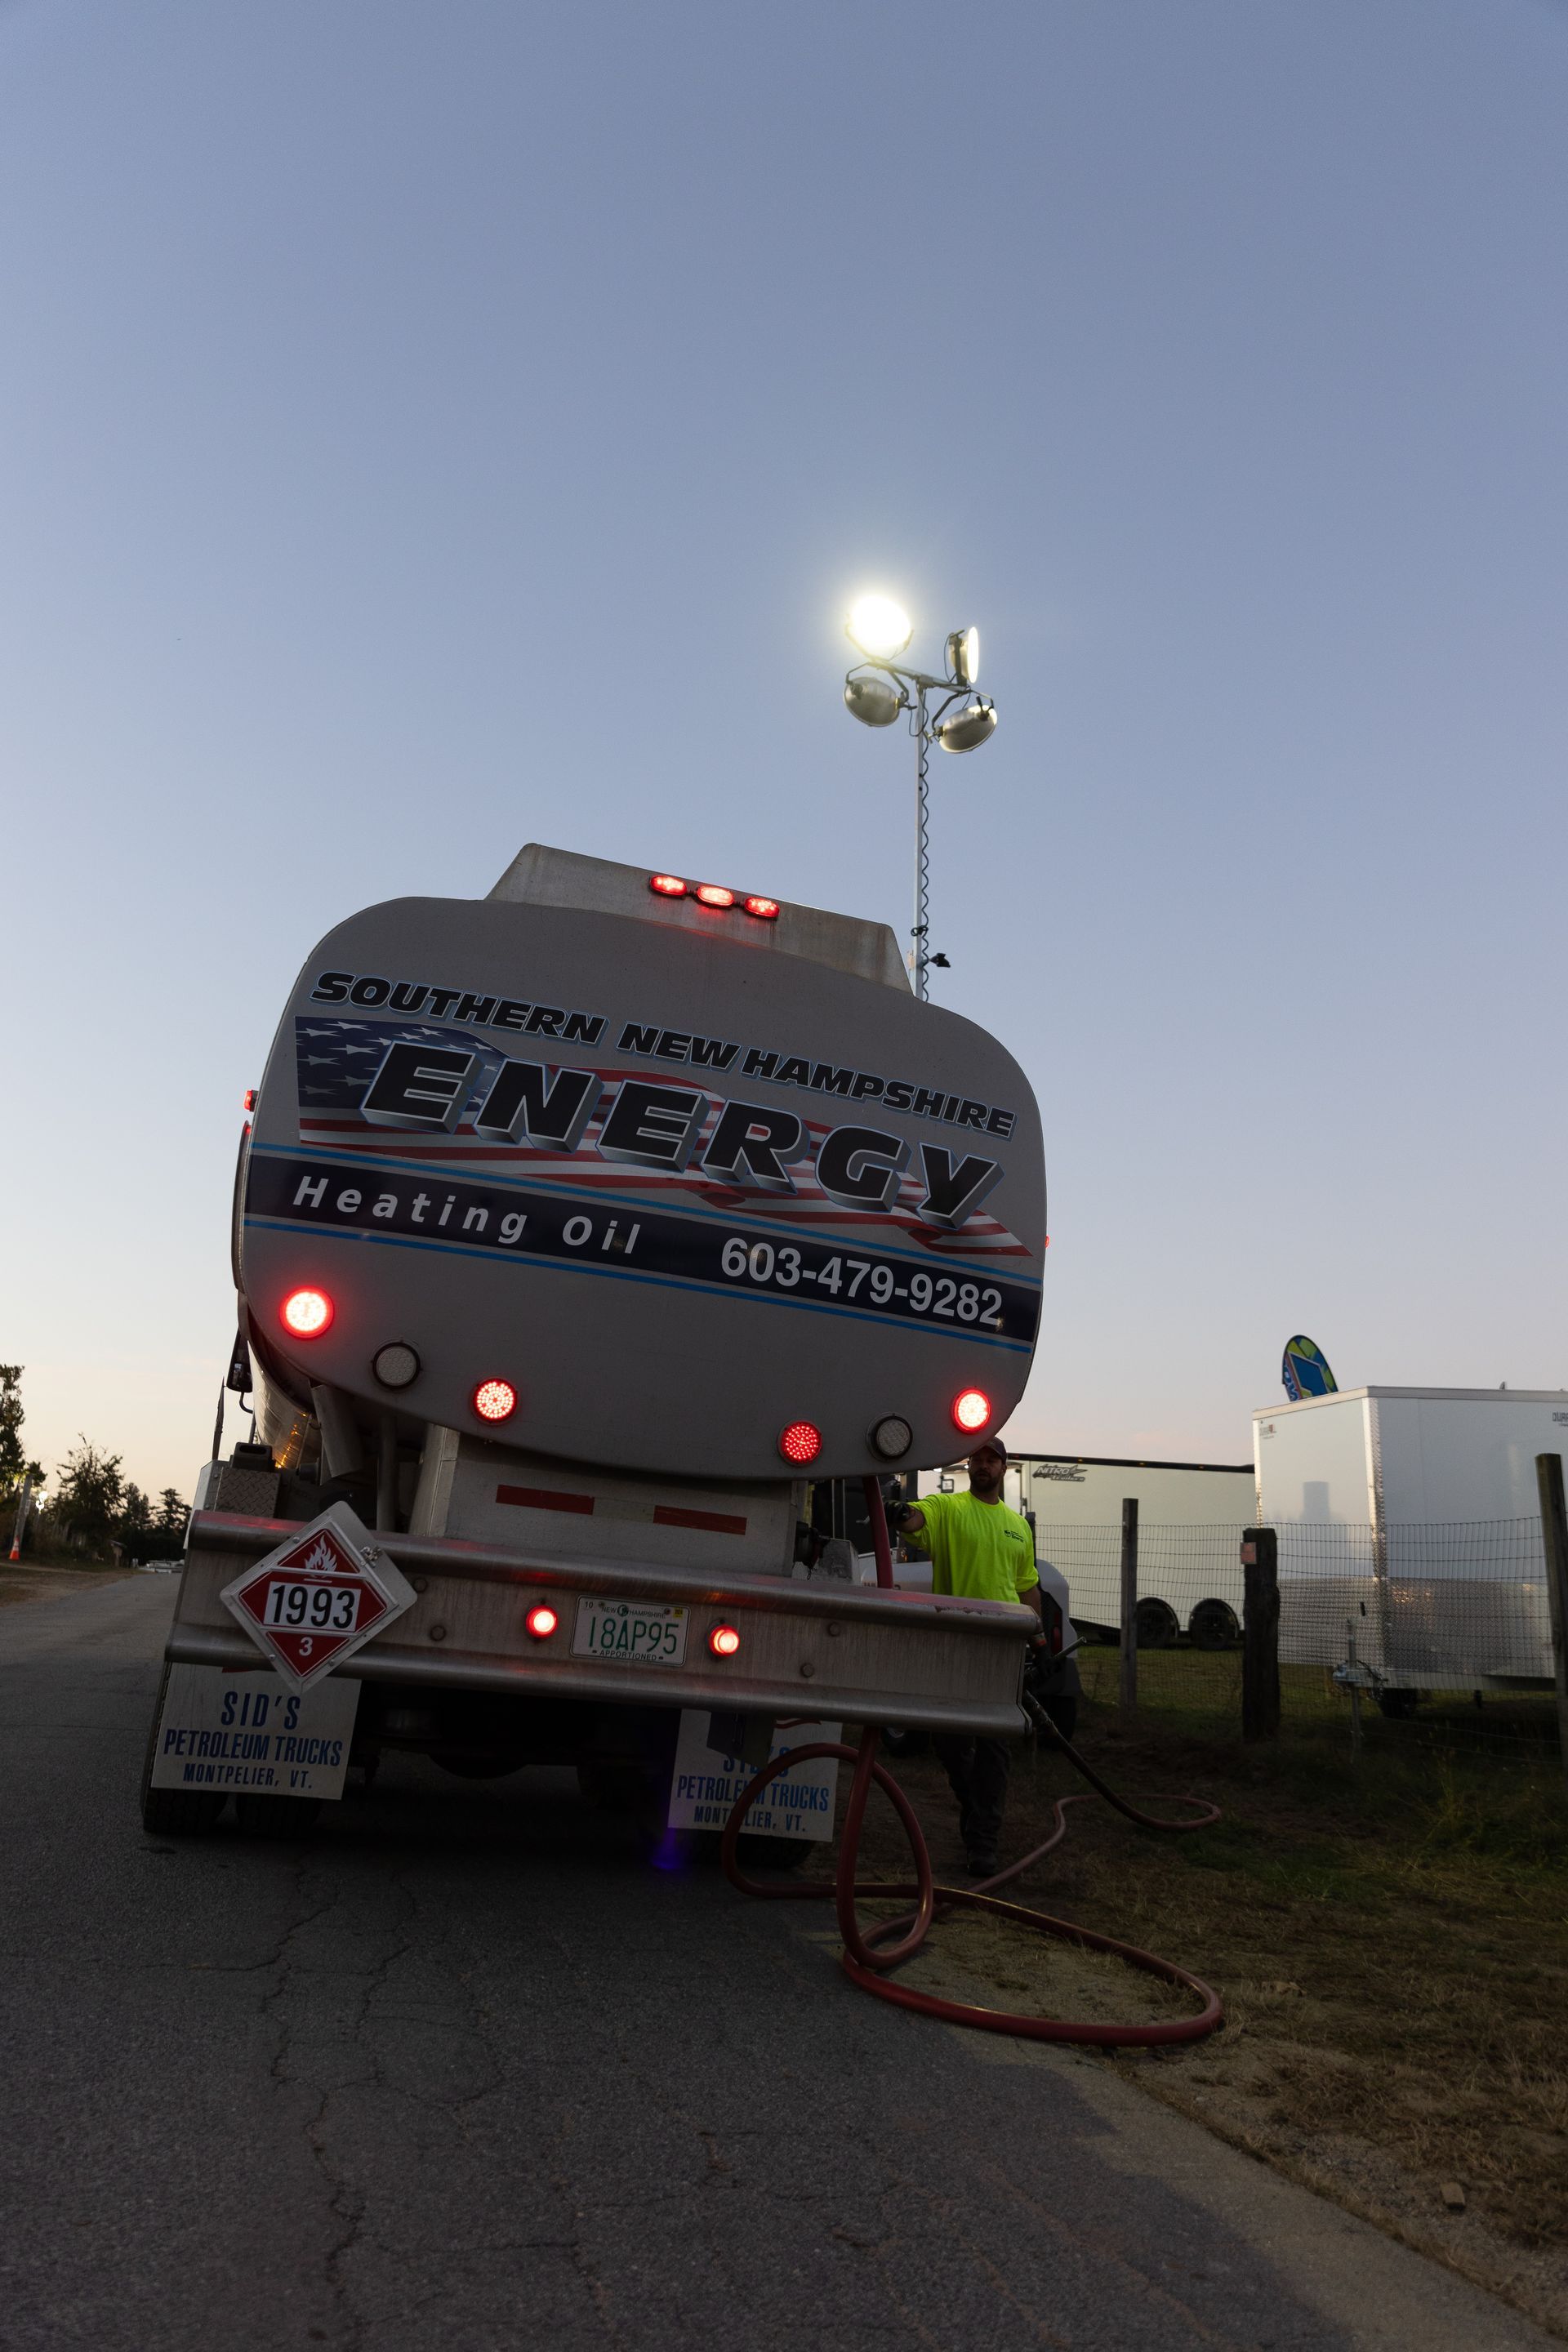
[1134, 1598, 1180, 1650]
[234, 1794, 323, 1838]
[577, 1760, 645, 1812]
[1189, 1600, 1240, 1650]
[431, 1751, 529, 1780]
[139, 1664, 225, 1837]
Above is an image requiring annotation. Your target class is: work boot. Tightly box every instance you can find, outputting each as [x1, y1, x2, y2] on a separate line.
[964, 1851, 999, 1879]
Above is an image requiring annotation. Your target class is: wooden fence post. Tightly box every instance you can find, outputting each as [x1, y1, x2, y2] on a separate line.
[1535, 1454, 1568, 1796]
[1119, 1497, 1139, 1718]
[1241, 1526, 1280, 1741]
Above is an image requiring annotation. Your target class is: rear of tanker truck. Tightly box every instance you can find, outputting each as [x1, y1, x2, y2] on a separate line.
[143, 845, 1048, 1850]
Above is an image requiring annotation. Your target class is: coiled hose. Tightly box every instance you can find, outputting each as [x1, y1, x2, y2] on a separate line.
[719, 1478, 1224, 2046]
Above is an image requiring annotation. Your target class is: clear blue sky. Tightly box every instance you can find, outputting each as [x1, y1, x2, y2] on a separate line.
[3, 0, 1564, 1500]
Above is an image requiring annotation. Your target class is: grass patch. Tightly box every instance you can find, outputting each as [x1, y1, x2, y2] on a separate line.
[836, 1701, 1568, 2326]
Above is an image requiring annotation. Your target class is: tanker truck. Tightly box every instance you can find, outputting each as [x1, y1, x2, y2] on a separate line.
[142, 845, 1049, 1858]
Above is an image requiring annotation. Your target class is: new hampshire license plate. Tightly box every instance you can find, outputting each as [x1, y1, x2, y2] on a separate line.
[571, 1598, 688, 1666]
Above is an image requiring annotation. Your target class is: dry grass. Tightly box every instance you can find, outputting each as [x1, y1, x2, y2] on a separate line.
[833, 1708, 1568, 2334]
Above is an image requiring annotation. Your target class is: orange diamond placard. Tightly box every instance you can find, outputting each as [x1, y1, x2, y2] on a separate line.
[220, 1504, 415, 1690]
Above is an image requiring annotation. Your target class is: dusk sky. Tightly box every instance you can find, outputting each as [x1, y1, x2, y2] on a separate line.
[3, 1, 1565, 1500]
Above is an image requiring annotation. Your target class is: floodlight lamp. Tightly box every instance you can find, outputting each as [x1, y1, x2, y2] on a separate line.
[946, 626, 979, 688]
[937, 697, 998, 753]
[844, 675, 904, 728]
[846, 595, 913, 662]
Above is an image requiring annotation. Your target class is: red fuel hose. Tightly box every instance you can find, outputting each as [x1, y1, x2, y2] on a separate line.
[721, 1481, 1224, 2046]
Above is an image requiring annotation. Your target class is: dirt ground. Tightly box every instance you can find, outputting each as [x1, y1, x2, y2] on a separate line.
[0, 1560, 136, 1609]
[829, 1710, 1568, 2340]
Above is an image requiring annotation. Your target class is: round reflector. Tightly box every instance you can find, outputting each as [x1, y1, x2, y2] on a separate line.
[952, 1388, 991, 1434]
[281, 1288, 332, 1339]
[525, 1604, 559, 1640]
[869, 1414, 913, 1460]
[473, 1378, 518, 1423]
[777, 1420, 822, 1465]
[743, 896, 779, 920]
[708, 1624, 742, 1658]
[648, 873, 687, 897]
[695, 884, 735, 909]
[372, 1341, 421, 1390]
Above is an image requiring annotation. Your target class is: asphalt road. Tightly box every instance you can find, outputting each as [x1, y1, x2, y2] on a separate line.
[1, 1581, 1555, 2352]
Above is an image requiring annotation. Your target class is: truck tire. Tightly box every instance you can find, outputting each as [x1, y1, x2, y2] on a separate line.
[139, 1664, 225, 1837]
[1189, 1600, 1240, 1650]
[1134, 1598, 1180, 1650]
[234, 1793, 323, 1838]
[431, 1751, 529, 1780]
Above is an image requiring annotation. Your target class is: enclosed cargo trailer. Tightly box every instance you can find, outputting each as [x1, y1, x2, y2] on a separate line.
[1254, 1387, 1568, 1695]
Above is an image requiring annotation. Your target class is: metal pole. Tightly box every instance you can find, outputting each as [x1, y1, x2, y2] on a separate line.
[911, 685, 931, 1000]
[1535, 1453, 1568, 1795]
[1346, 1616, 1363, 1760]
[376, 1418, 399, 1534]
[1119, 1497, 1138, 1717]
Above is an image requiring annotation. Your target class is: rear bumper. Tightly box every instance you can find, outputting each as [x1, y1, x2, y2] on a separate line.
[170, 1512, 1031, 1740]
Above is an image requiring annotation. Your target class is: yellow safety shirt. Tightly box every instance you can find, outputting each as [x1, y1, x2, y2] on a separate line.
[904, 1490, 1039, 1606]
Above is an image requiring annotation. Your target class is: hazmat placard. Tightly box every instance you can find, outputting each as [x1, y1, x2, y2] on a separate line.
[219, 1502, 414, 1689]
[667, 1712, 841, 1842]
[149, 1662, 360, 1801]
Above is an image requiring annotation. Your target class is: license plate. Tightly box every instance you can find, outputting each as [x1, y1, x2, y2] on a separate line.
[572, 1599, 687, 1666]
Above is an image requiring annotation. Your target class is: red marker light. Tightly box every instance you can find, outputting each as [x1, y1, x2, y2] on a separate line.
[525, 1604, 559, 1640]
[649, 873, 687, 898]
[695, 884, 735, 909]
[473, 1378, 518, 1423]
[777, 1420, 822, 1465]
[743, 896, 779, 920]
[281, 1288, 333, 1339]
[709, 1624, 742, 1658]
[242, 1087, 256, 1112]
[952, 1388, 991, 1434]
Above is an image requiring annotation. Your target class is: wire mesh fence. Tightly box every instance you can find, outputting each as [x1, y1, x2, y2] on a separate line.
[1038, 1518, 1562, 1756]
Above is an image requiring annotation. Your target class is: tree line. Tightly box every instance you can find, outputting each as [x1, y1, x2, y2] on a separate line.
[2, 1364, 189, 1564]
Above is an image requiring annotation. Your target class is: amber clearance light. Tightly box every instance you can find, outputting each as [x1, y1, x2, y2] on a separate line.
[281, 1288, 333, 1339]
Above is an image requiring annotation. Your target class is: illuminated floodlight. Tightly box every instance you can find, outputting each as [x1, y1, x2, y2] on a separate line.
[846, 595, 913, 662]
[946, 626, 979, 688]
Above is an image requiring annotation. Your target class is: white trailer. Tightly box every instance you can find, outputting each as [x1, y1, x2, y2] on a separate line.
[920, 1454, 1255, 1649]
[1254, 1387, 1568, 1697]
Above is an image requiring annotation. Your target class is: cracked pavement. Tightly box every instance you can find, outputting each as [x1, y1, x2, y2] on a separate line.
[1, 1581, 1556, 2352]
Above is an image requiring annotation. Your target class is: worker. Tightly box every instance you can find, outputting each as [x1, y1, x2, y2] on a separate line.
[886, 1437, 1042, 1878]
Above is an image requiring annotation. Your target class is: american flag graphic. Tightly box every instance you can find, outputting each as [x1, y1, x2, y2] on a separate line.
[294, 1018, 1031, 1263]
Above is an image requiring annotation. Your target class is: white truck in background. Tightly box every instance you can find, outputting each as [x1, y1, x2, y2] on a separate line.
[922, 1454, 1255, 1650]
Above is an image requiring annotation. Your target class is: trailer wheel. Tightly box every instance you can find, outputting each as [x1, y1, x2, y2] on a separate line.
[1134, 1598, 1180, 1650]
[139, 1664, 225, 1837]
[1189, 1600, 1240, 1650]
[234, 1794, 323, 1838]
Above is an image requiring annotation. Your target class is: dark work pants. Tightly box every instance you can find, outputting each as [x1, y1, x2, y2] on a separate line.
[931, 1733, 1011, 1861]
